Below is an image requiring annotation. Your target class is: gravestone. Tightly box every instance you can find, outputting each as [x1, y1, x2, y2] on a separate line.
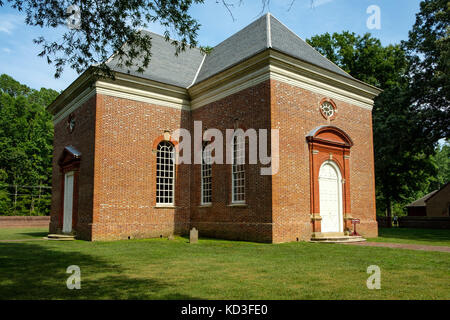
[190, 227, 198, 243]
[168, 234, 174, 240]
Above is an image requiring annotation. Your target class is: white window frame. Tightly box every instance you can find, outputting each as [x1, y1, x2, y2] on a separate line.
[201, 142, 212, 205]
[156, 141, 175, 206]
[231, 133, 245, 204]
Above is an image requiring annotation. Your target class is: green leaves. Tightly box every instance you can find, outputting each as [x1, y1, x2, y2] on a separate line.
[2, 0, 204, 79]
[403, 0, 450, 142]
[0, 74, 58, 215]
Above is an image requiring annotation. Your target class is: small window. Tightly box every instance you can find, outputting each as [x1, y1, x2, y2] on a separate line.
[319, 99, 337, 120]
[201, 142, 212, 205]
[156, 141, 175, 205]
[232, 133, 245, 203]
[321, 101, 335, 118]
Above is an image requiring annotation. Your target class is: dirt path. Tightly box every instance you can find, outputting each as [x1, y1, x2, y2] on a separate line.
[345, 241, 450, 253]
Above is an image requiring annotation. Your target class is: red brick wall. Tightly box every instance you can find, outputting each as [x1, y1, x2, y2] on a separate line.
[0, 216, 50, 228]
[50, 96, 96, 240]
[50, 78, 377, 242]
[270, 79, 377, 241]
[91, 94, 191, 240]
[190, 80, 273, 242]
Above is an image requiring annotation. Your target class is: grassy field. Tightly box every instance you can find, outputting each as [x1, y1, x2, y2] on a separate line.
[0, 227, 48, 241]
[0, 227, 449, 300]
[369, 228, 450, 247]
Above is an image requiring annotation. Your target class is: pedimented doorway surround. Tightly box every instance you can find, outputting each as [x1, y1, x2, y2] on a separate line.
[307, 126, 354, 237]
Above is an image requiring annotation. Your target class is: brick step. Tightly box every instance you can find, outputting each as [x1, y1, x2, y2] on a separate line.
[45, 234, 75, 241]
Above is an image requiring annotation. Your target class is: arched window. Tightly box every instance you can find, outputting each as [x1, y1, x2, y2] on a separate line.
[156, 141, 175, 205]
[232, 133, 245, 203]
[201, 142, 212, 205]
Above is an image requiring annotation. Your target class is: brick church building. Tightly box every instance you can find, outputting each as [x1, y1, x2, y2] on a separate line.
[48, 14, 381, 242]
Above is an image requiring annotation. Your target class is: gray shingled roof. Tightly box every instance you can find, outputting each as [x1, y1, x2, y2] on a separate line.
[106, 31, 204, 88]
[195, 14, 353, 84]
[107, 13, 353, 88]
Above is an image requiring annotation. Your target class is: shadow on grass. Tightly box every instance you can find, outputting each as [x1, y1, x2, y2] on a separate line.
[0, 242, 198, 300]
[18, 231, 48, 238]
[378, 228, 450, 244]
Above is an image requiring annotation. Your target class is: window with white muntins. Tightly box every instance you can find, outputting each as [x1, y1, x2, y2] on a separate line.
[232, 133, 245, 203]
[156, 141, 175, 205]
[201, 142, 212, 205]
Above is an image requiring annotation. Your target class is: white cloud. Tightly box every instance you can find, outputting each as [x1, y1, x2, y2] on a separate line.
[2, 48, 12, 53]
[0, 14, 23, 34]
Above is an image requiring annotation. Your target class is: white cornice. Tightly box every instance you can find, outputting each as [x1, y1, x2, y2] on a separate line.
[189, 49, 380, 110]
[53, 86, 97, 125]
[52, 72, 191, 125]
[95, 81, 191, 111]
[51, 48, 381, 124]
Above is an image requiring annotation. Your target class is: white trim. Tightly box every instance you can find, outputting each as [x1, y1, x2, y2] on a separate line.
[269, 65, 374, 110]
[231, 132, 245, 204]
[201, 142, 212, 205]
[96, 81, 191, 110]
[63, 171, 75, 234]
[53, 87, 96, 125]
[156, 141, 175, 206]
[191, 66, 270, 110]
[51, 47, 381, 124]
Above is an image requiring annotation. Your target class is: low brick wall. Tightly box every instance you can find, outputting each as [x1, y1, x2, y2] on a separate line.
[398, 216, 450, 229]
[0, 216, 50, 228]
[376, 217, 392, 228]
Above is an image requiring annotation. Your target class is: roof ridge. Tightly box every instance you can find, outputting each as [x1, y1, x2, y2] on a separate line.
[266, 13, 272, 48]
[139, 29, 203, 52]
[188, 53, 206, 88]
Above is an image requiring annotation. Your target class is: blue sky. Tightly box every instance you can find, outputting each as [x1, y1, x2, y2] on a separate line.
[0, 0, 422, 91]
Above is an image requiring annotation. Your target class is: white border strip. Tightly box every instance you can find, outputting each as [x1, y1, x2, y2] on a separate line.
[53, 87, 96, 125]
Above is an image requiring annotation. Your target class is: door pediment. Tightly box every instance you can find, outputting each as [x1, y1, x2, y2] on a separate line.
[306, 125, 353, 148]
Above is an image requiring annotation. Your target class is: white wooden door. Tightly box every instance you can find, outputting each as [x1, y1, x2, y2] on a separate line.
[319, 162, 342, 233]
[63, 171, 74, 233]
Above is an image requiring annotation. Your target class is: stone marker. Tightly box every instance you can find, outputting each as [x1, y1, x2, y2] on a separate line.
[190, 227, 198, 243]
[168, 234, 174, 240]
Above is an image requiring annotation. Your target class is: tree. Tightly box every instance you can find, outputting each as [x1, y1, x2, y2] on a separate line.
[307, 32, 437, 217]
[431, 140, 450, 189]
[0, 0, 317, 78]
[0, 74, 58, 215]
[0, 0, 206, 78]
[403, 0, 450, 143]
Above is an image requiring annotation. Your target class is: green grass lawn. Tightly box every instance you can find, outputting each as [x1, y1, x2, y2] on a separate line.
[368, 228, 450, 247]
[0, 227, 48, 241]
[0, 227, 449, 300]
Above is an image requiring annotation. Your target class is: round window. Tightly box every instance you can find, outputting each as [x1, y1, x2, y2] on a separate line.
[319, 99, 337, 120]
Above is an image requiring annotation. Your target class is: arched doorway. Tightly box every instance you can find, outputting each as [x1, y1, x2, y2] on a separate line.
[306, 125, 353, 236]
[319, 161, 343, 233]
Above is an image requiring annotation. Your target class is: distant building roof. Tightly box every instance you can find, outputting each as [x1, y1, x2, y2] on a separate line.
[406, 190, 439, 207]
[107, 13, 353, 88]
